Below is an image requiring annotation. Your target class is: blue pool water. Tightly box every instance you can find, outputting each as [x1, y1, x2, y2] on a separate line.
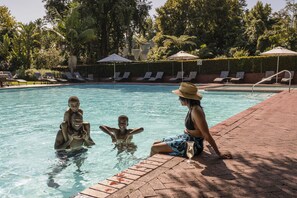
[0, 84, 274, 198]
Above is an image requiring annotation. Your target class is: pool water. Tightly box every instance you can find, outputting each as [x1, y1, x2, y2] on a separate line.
[0, 84, 274, 198]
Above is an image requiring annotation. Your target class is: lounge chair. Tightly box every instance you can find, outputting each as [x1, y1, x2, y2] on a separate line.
[64, 72, 85, 83]
[169, 71, 184, 82]
[230, 71, 245, 83]
[34, 72, 49, 84]
[115, 72, 130, 82]
[73, 72, 86, 82]
[102, 72, 121, 81]
[45, 72, 67, 83]
[0, 72, 9, 87]
[213, 71, 230, 83]
[2, 71, 27, 85]
[44, 72, 58, 83]
[136, 72, 152, 81]
[281, 71, 294, 84]
[261, 71, 275, 84]
[183, 71, 197, 82]
[148, 72, 164, 82]
[85, 74, 94, 81]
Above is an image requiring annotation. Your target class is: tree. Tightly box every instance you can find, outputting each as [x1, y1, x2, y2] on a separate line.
[9, 22, 41, 69]
[43, 0, 71, 23]
[78, 0, 151, 58]
[0, 6, 17, 42]
[163, 35, 197, 53]
[244, 1, 273, 54]
[154, 0, 247, 57]
[51, 2, 96, 67]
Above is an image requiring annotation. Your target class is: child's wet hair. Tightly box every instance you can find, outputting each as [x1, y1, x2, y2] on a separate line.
[68, 96, 80, 103]
[118, 115, 129, 124]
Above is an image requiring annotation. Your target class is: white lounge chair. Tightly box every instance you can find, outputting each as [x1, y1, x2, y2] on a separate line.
[169, 71, 184, 82]
[281, 71, 294, 84]
[2, 71, 27, 85]
[136, 72, 152, 81]
[183, 71, 197, 82]
[148, 72, 164, 82]
[115, 72, 130, 81]
[230, 71, 245, 83]
[213, 71, 230, 83]
[261, 71, 275, 84]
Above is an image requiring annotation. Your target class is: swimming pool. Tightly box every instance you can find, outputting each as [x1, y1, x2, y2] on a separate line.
[0, 84, 274, 198]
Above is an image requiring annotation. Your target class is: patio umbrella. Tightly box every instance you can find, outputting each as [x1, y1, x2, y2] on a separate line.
[97, 53, 132, 80]
[260, 46, 297, 83]
[168, 51, 198, 81]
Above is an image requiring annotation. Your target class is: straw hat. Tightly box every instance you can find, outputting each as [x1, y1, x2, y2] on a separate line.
[172, 82, 202, 100]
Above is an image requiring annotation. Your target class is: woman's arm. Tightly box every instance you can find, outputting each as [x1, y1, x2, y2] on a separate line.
[192, 107, 231, 159]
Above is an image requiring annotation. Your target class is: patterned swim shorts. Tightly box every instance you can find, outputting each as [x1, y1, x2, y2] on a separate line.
[162, 133, 204, 157]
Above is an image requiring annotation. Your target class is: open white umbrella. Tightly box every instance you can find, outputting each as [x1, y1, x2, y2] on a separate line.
[97, 53, 132, 80]
[168, 51, 198, 81]
[260, 46, 297, 83]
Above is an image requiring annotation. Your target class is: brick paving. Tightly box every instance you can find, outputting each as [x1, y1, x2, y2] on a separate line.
[75, 90, 297, 198]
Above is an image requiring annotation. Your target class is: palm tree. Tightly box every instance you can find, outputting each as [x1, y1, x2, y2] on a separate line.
[163, 35, 197, 52]
[15, 22, 40, 69]
[50, 3, 96, 73]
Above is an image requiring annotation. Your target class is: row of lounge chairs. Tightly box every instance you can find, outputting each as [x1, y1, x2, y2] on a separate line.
[1, 70, 294, 86]
[0, 71, 27, 87]
[33, 72, 95, 83]
[105, 71, 165, 82]
[213, 70, 294, 84]
[213, 71, 245, 83]
[260, 70, 295, 84]
[136, 72, 164, 82]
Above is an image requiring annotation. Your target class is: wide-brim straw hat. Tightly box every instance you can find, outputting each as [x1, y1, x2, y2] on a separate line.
[172, 82, 202, 100]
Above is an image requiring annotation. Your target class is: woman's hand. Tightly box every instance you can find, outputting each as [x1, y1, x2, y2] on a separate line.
[219, 151, 232, 159]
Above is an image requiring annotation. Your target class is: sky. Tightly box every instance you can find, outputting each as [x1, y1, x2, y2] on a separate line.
[0, 0, 287, 24]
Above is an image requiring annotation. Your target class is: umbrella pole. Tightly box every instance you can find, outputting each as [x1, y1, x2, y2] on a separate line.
[113, 63, 116, 83]
[181, 61, 184, 82]
[276, 56, 279, 83]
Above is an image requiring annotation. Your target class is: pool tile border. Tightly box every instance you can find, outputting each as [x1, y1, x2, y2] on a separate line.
[76, 154, 179, 198]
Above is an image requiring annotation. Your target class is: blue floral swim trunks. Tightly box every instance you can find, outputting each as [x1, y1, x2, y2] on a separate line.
[162, 133, 204, 157]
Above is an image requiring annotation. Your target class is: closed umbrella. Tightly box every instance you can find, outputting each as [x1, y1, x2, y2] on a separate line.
[260, 46, 297, 83]
[168, 51, 198, 81]
[97, 54, 132, 80]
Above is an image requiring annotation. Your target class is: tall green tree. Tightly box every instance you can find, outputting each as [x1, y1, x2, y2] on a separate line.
[78, 0, 151, 58]
[244, 1, 273, 54]
[11, 22, 40, 69]
[0, 6, 17, 41]
[154, 0, 247, 57]
[43, 0, 72, 23]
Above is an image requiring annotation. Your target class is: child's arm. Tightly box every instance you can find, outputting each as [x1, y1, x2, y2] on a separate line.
[99, 125, 116, 142]
[128, 127, 144, 135]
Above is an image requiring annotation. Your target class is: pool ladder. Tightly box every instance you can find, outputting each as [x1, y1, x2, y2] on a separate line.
[252, 70, 292, 93]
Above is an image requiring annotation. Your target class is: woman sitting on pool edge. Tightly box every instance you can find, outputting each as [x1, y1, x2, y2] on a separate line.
[150, 82, 232, 159]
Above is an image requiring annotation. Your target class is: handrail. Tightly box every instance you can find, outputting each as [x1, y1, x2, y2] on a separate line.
[252, 70, 292, 93]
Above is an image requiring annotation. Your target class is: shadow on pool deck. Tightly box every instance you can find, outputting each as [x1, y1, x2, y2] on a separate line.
[75, 90, 297, 198]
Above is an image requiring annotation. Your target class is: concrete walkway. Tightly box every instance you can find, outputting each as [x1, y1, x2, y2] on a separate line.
[76, 90, 297, 198]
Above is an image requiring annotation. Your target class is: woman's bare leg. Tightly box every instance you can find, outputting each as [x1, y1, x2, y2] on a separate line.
[150, 142, 173, 156]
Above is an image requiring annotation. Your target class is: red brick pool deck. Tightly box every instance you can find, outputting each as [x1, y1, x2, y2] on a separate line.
[75, 90, 297, 198]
